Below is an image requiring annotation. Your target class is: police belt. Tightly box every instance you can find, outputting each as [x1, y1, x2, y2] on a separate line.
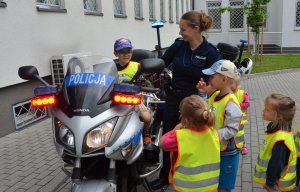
[170, 89, 198, 97]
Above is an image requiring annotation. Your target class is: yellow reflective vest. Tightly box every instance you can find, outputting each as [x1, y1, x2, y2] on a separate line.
[169, 127, 220, 192]
[208, 91, 243, 151]
[295, 125, 300, 157]
[253, 130, 297, 191]
[234, 89, 248, 147]
[117, 61, 139, 82]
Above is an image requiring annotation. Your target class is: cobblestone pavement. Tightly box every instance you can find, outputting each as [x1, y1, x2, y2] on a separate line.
[1, 69, 300, 192]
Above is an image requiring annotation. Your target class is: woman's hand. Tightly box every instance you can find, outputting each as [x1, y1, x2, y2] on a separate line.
[196, 78, 207, 93]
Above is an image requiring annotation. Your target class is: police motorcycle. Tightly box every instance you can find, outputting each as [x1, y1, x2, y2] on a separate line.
[18, 54, 165, 192]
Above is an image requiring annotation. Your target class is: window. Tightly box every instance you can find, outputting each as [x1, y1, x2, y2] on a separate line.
[176, 0, 180, 23]
[160, 0, 166, 21]
[36, 0, 66, 12]
[84, 0, 103, 16]
[190, 0, 194, 10]
[0, 0, 7, 7]
[134, 0, 143, 19]
[186, 0, 189, 12]
[181, 0, 184, 15]
[114, 0, 126, 17]
[296, 0, 300, 28]
[207, 1, 222, 31]
[169, 0, 174, 23]
[229, 0, 244, 31]
[149, 0, 156, 21]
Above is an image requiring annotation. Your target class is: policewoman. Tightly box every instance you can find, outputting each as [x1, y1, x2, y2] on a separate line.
[150, 10, 220, 190]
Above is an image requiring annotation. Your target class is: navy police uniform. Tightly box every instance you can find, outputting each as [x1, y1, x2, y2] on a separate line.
[159, 37, 220, 180]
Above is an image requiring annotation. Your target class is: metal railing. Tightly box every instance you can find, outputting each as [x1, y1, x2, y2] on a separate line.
[13, 100, 48, 130]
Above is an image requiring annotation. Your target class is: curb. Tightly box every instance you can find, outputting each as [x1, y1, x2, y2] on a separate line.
[249, 68, 300, 77]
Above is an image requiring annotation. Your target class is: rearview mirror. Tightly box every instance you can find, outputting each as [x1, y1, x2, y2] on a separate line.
[18, 66, 39, 80]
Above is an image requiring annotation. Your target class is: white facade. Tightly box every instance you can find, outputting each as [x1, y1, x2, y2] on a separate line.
[195, 0, 300, 48]
[0, 0, 193, 88]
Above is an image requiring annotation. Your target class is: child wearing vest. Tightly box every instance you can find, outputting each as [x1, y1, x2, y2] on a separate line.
[253, 93, 297, 192]
[114, 38, 152, 144]
[197, 60, 243, 192]
[159, 95, 220, 192]
[231, 74, 250, 155]
[295, 125, 300, 191]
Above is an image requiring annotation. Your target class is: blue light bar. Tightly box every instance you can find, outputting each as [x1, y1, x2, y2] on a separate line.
[240, 38, 248, 43]
[152, 21, 164, 28]
[113, 83, 140, 94]
[34, 85, 58, 96]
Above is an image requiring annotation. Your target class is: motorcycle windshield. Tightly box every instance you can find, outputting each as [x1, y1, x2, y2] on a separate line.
[57, 55, 118, 117]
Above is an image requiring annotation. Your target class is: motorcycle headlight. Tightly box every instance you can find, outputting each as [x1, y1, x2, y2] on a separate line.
[57, 121, 75, 150]
[83, 118, 117, 153]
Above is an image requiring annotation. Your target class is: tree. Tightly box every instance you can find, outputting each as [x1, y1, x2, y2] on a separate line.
[218, 0, 271, 61]
[244, 0, 271, 61]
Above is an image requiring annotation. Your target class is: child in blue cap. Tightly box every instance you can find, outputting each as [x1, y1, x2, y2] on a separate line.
[114, 38, 152, 144]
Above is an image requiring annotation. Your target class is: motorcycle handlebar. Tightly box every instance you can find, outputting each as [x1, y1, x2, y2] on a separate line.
[140, 87, 159, 93]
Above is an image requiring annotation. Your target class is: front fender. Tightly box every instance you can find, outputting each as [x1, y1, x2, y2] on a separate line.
[72, 179, 116, 192]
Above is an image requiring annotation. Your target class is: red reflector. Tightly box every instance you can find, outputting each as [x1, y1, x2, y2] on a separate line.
[31, 96, 56, 107]
[113, 94, 141, 105]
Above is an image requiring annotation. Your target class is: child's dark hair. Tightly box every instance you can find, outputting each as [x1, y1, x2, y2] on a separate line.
[266, 93, 296, 130]
[179, 95, 215, 129]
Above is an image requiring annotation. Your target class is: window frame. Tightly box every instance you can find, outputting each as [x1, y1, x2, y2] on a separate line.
[190, 0, 194, 10]
[84, 0, 103, 16]
[228, 0, 245, 32]
[181, 0, 184, 15]
[134, 0, 144, 20]
[176, 0, 180, 23]
[169, 0, 174, 23]
[149, 0, 156, 21]
[295, 0, 300, 30]
[160, 0, 166, 22]
[207, 0, 222, 32]
[186, 0, 189, 12]
[114, 0, 127, 18]
[36, 0, 67, 13]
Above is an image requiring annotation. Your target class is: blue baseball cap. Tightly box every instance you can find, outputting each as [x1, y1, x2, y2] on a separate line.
[202, 60, 239, 79]
[114, 38, 133, 52]
[202, 60, 225, 75]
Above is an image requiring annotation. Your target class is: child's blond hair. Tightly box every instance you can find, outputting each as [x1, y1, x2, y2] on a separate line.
[233, 73, 241, 86]
[266, 93, 296, 130]
[179, 95, 215, 129]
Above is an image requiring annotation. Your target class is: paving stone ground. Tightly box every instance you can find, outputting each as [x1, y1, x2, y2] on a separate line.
[1, 69, 300, 192]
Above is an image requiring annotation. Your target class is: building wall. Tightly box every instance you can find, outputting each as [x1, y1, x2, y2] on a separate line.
[281, 0, 300, 47]
[267, 0, 283, 32]
[195, 0, 300, 48]
[0, 77, 51, 137]
[0, 0, 191, 137]
[195, 0, 250, 46]
[0, 0, 183, 88]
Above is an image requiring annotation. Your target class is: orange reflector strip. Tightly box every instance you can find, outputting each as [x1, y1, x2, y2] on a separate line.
[113, 94, 141, 105]
[32, 96, 56, 107]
